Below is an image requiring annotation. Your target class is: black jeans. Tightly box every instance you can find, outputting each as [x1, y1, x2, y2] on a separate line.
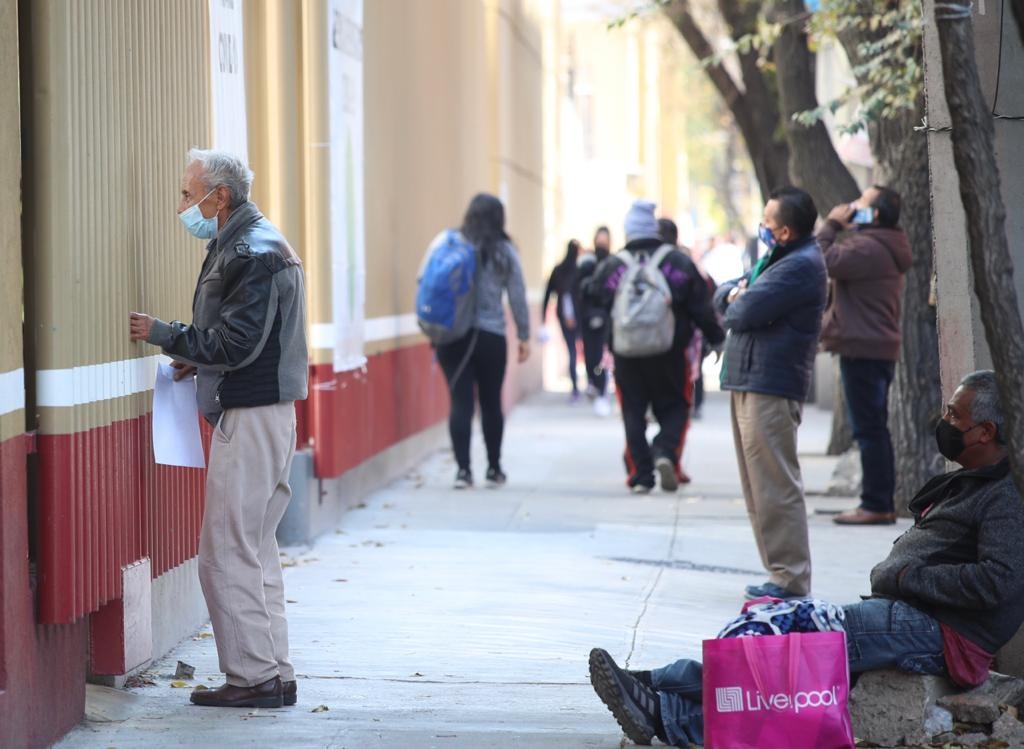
[840, 356, 896, 513]
[581, 320, 608, 395]
[436, 329, 508, 472]
[559, 319, 579, 393]
[614, 346, 689, 487]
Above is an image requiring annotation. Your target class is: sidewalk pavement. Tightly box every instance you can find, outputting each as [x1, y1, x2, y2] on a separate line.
[57, 390, 908, 749]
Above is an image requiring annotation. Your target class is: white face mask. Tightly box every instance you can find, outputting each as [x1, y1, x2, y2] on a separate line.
[177, 188, 218, 239]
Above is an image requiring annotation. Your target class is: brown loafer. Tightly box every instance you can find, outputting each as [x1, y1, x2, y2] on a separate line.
[190, 676, 283, 708]
[283, 679, 297, 706]
[833, 507, 897, 525]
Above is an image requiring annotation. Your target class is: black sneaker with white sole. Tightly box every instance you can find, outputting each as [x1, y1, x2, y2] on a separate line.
[589, 648, 666, 745]
[655, 456, 679, 493]
[485, 466, 507, 487]
[454, 469, 473, 489]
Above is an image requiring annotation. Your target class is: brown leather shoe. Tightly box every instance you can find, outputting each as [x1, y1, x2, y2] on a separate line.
[190, 676, 283, 708]
[833, 507, 897, 525]
[283, 679, 297, 706]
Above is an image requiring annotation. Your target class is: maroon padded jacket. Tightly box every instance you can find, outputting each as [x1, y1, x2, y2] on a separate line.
[818, 221, 912, 361]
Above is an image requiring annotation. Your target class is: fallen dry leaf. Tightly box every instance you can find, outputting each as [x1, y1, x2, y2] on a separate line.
[170, 681, 190, 688]
[311, 704, 329, 713]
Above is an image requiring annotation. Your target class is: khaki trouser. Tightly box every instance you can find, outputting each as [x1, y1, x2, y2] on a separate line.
[730, 391, 811, 595]
[199, 401, 296, 687]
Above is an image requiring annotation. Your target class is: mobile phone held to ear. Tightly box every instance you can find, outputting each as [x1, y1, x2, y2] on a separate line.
[852, 207, 876, 225]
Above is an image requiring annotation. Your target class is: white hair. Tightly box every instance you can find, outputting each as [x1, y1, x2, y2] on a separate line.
[187, 147, 254, 208]
[960, 369, 1005, 444]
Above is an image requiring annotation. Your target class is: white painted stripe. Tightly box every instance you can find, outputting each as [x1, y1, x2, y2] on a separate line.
[36, 355, 170, 408]
[311, 314, 422, 350]
[0, 368, 25, 416]
[364, 313, 420, 342]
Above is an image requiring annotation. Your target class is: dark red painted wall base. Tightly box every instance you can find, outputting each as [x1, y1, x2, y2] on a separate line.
[306, 342, 451, 478]
[1, 433, 89, 749]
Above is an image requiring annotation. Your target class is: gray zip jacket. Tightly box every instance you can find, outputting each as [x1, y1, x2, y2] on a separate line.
[870, 458, 1024, 653]
[147, 202, 309, 424]
[475, 240, 530, 341]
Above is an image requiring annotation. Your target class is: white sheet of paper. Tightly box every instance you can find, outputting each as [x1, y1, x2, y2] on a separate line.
[153, 363, 206, 468]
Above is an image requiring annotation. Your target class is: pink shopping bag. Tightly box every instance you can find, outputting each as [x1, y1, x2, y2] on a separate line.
[702, 631, 854, 749]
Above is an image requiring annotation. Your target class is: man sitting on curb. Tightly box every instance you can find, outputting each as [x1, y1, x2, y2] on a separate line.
[588, 369, 1024, 747]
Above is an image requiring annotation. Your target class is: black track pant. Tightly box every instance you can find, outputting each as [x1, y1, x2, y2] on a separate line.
[581, 323, 608, 395]
[613, 345, 690, 487]
[436, 329, 508, 472]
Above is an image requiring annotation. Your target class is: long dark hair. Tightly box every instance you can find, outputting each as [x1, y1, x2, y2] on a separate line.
[561, 239, 580, 269]
[461, 193, 511, 271]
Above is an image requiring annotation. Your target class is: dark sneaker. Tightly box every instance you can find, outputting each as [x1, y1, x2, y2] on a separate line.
[283, 679, 297, 706]
[485, 466, 507, 488]
[454, 469, 473, 489]
[744, 581, 805, 600]
[589, 648, 664, 745]
[629, 670, 654, 689]
[655, 456, 679, 493]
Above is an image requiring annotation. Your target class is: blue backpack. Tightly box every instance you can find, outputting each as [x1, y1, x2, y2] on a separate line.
[416, 230, 478, 345]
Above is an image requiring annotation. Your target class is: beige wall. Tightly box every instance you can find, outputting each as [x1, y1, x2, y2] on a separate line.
[22, 0, 211, 435]
[244, 0, 551, 367]
[0, 0, 21, 444]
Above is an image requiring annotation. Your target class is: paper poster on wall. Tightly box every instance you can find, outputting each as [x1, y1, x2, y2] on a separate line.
[209, 0, 248, 159]
[328, 0, 367, 372]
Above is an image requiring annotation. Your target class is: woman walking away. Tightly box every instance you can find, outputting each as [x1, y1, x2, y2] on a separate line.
[542, 239, 582, 401]
[436, 193, 531, 490]
[575, 226, 613, 416]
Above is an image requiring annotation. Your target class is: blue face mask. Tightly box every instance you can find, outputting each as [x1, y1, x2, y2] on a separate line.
[178, 188, 218, 239]
[758, 223, 778, 251]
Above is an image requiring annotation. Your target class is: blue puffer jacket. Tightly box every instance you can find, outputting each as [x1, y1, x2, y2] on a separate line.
[713, 236, 827, 402]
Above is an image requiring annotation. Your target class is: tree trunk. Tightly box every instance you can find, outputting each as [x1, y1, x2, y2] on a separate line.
[937, 3, 1024, 496]
[827, 359, 853, 456]
[663, 0, 791, 202]
[883, 112, 945, 513]
[768, 0, 861, 212]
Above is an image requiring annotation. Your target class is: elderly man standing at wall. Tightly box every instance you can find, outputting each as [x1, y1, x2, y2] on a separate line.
[129, 148, 308, 709]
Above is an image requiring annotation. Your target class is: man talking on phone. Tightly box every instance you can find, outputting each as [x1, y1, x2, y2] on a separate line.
[819, 186, 912, 526]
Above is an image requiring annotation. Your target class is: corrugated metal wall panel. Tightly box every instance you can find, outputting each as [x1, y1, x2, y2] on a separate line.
[25, 0, 213, 624]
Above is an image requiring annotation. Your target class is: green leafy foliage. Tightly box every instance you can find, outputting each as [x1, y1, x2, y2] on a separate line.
[629, 0, 923, 133]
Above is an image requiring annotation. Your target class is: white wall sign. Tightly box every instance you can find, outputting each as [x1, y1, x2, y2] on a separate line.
[328, 0, 367, 372]
[209, 0, 248, 159]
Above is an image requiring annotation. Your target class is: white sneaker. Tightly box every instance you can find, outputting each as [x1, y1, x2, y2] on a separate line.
[594, 396, 612, 417]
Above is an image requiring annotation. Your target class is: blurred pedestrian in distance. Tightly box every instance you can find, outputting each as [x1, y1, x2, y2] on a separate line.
[714, 186, 827, 600]
[583, 200, 724, 494]
[657, 217, 699, 482]
[819, 186, 912, 525]
[575, 226, 614, 416]
[542, 239, 582, 402]
[435, 193, 530, 490]
[700, 235, 745, 286]
[129, 147, 308, 709]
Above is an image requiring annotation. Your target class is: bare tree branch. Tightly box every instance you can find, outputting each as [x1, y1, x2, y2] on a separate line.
[663, 0, 790, 200]
[768, 0, 860, 211]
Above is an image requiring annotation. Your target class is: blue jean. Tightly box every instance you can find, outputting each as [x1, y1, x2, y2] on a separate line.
[840, 357, 896, 513]
[652, 599, 945, 748]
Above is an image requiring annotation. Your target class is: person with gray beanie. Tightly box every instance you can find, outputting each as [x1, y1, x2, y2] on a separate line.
[582, 199, 724, 493]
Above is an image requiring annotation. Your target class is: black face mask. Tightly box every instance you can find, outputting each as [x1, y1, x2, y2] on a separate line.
[595, 246, 610, 260]
[934, 419, 982, 461]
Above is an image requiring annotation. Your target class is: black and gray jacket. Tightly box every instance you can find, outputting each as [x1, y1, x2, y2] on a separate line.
[148, 202, 309, 424]
[582, 239, 725, 353]
[870, 459, 1024, 653]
